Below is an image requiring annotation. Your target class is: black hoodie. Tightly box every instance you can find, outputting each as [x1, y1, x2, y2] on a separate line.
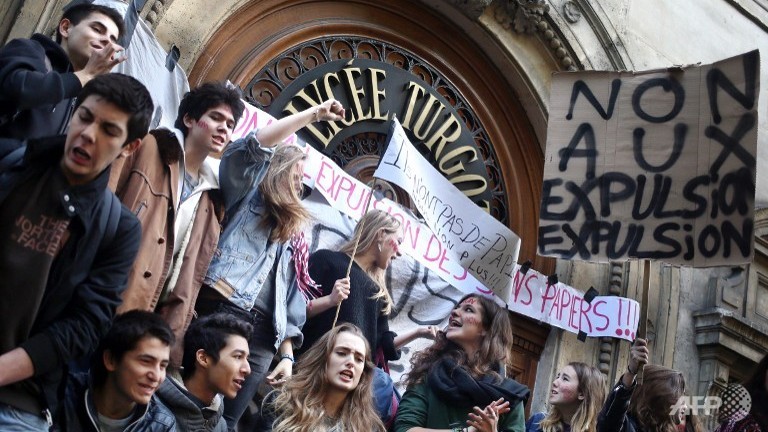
[0, 33, 83, 140]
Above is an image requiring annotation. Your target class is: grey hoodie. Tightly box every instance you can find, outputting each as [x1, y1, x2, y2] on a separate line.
[156, 377, 227, 432]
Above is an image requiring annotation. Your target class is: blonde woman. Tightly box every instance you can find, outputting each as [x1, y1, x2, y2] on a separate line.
[297, 209, 436, 426]
[261, 323, 386, 432]
[199, 99, 345, 429]
[298, 209, 435, 363]
[526, 362, 607, 432]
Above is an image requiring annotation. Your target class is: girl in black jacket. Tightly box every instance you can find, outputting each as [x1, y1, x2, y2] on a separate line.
[597, 338, 704, 432]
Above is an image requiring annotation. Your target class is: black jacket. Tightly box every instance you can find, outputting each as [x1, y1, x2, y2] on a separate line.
[0, 34, 82, 140]
[597, 379, 638, 432]
[59, 372, 176, 432]
[0, 136, 141, 417]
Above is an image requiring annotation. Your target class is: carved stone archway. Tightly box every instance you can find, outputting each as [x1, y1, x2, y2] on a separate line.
[190, 0, 553, 275]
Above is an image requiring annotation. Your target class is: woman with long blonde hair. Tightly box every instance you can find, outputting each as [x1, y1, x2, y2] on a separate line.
[299, 209, 436, 360]
[262, 323, 385, 432]
[297, 209, 436, 425]
[526, 362, 607, 432]
[199, 99, 345, 429]
[395, 294, 529, 432]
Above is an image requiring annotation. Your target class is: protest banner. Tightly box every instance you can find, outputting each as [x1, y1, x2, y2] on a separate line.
[304, 195, 639, 341]
[374, 119, 521, 298]
[540, 50, 759, 267]
[232, 98, 637, 340]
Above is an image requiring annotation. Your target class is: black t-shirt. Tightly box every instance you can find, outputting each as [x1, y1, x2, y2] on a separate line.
[0, 165, 71, 413]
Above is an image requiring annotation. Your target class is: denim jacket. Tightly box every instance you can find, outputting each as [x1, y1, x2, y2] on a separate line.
[204, 133, 305, 349]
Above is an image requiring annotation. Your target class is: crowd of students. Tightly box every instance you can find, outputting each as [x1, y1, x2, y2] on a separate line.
[1, 2, 767, 432]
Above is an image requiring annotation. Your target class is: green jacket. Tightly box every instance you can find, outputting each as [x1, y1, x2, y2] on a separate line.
[394, 382, 525, 432]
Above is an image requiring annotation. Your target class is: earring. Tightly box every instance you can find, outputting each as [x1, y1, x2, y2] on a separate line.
[377, 241, 382, 252]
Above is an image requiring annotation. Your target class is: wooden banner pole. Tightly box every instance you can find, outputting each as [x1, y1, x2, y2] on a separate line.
[331, 178, 379, 328]
[636, 259, 651, 383]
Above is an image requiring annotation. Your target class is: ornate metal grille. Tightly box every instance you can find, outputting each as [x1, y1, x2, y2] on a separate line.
[244, 36, 508, 224]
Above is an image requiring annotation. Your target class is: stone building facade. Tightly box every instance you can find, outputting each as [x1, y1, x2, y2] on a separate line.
[3, 0, 767, 425]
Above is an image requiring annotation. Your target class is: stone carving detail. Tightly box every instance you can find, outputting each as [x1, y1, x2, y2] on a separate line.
[562, 0, 582, 24]
[141, 0, 171, 27]
[598, 262, 624, 374]
[494, 0, 578, 71]
[445, 0, 494, 20]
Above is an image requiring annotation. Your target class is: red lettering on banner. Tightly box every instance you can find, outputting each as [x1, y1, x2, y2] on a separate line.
[437, 249, 451, 273]
[347, 189, 371, 212]
[592, 300, 610, 331]
[453, 267, 468, 281]
[558, 289, 571, 321]
[475, 284, 493, 294]
[541, 282, 557, 314]
[579, 297, 593, 333]
[315, 161, 337, 194]
[568, 295, 580, 330]
[402, 219, 421, 250]
[423, 235, 442, 262]
[334, 176, 354, 201]
[235, 106, 259, 136]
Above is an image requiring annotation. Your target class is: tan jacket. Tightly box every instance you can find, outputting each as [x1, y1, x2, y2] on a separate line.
[109, 129, 224, 366]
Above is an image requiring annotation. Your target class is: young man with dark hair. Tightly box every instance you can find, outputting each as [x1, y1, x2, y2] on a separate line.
[0, 72, 152, 429]
[0, 2, 126, 140]
[110, 82, 245, 368]
[156, 313, 252, 431]
[62, 310, 176, 431]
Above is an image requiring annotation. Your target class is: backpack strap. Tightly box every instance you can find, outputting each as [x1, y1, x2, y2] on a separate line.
[98, 190, 122, 251]
[0, 145, 26, 173]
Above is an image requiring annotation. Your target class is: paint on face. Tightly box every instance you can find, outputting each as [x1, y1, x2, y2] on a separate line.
[444, 297, 486, 354]
[388, 239, 400, 255]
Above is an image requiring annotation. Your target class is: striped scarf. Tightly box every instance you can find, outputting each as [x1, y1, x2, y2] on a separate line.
[291, 232, 322, 301]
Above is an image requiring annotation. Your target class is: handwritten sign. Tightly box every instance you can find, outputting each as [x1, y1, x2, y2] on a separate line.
[303, 197, 639, 341]
[234, 99, 637, 340]
[540, 50, 759, 266]
[507, 264, 639, 340]
[374, 119, 521, 298]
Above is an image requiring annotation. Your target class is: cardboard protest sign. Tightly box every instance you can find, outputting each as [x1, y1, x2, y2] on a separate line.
[540, 51, 759, 266]
[374, 119, 521, 298]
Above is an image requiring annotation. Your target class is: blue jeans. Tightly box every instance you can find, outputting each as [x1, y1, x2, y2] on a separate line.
[0, 403, 49, 431]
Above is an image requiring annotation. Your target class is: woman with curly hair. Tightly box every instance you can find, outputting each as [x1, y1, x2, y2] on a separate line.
[260, 323, 385, 432]
[597, 339, 704, 432]
[526, 362, 607, 432]
[394, 294, 529, 432]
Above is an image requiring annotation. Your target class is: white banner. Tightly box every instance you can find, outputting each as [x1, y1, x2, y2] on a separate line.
[374, 119, 521, 299]
[232, 100, 637, 341]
